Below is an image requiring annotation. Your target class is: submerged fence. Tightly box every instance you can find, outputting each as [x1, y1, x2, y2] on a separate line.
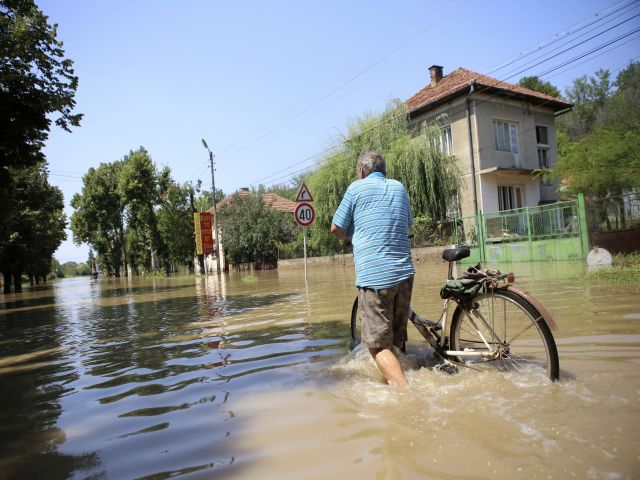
[451, 194, 589, 263]
[587, 192, 640, 255]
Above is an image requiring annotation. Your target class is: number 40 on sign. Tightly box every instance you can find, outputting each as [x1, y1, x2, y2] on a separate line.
[294, 202, 315, 227]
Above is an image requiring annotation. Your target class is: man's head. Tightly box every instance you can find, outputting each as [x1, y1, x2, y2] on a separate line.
[357, 151, 386, 179]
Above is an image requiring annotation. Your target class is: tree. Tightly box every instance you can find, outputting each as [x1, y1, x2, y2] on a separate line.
[304, 100, 460, 254]
[71, 162, 126, 277]
[0, 0, 81, 174]
[118, 148, 166, 274]
[0, 165, 66, 291]
[218, 193, 296, 267]
[560, 69, 612, 140]
[553, 61, 640, 198]
[554, 127, 640, 197]
[0, 0, 80, 289]
[157, 181, 197, 271]
[518, 76, 561, 98]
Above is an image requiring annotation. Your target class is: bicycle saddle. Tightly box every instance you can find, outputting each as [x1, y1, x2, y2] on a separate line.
[442, 246, 471, 262]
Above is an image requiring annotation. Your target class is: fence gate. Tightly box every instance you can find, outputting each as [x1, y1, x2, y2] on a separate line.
[453, 194, 589, 263]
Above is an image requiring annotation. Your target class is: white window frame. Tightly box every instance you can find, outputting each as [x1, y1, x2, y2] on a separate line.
[441, 125, 453, 156]
[536, 125, 552, 186]
[493, 120, 519, 154]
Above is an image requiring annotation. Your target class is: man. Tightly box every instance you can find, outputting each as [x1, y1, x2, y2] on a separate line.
[331, 151, 415, 387]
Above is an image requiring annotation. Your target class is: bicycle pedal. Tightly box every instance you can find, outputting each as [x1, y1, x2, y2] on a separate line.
[412, 315, 442, 332]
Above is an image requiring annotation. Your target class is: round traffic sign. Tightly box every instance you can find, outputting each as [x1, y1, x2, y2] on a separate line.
[294, 202, 315, 227]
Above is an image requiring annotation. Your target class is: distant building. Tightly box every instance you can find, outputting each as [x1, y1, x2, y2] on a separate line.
[406, 65, 572, 218]
[204, 188, 296, 271]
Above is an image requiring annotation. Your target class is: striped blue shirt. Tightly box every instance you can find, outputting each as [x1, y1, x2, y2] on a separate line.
[332, 172, 415, 289]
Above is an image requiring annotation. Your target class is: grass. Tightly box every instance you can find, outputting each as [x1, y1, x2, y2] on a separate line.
[586, 253, 640, 282]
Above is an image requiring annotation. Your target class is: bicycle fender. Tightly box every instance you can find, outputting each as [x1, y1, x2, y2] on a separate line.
[499, 285, 558, 331]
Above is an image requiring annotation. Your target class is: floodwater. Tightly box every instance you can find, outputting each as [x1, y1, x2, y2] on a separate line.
[0, 260, 639, 480]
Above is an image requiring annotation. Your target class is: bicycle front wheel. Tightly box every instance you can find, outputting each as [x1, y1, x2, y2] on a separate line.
[449, 289, 559, 381]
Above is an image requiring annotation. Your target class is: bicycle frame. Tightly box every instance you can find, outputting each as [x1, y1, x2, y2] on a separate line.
[409, 296, 500, 360]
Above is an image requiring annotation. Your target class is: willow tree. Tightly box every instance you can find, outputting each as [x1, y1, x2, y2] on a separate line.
[304, 100, 460, 254]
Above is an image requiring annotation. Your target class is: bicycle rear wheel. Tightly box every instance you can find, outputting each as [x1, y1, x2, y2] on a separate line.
[449, 289, 559, 381]
[350, 297, 360, 349]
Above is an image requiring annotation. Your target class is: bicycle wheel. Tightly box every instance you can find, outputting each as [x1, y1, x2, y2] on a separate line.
[349, 297, 360, 349]
[449, 289, 559, 381]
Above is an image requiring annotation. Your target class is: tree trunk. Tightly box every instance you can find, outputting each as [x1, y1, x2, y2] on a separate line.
[3, 271, 11, 294]
[29, 274, 34, 286]
[13, 272, 22, 293]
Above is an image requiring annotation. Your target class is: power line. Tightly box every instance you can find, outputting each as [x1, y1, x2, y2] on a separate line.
[248, 14, 640, 188]
[214, 1, 493, 166]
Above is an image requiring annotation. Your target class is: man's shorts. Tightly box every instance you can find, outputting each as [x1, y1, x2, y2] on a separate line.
[358, 276, 414, 350]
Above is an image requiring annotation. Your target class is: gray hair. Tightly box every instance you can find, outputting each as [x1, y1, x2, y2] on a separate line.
[357, 151, 386, 176]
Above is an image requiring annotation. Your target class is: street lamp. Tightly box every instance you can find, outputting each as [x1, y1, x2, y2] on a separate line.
[201, 138, 222, 275]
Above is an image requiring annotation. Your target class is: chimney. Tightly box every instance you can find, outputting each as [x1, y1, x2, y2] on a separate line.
[429, 65, 443, 86]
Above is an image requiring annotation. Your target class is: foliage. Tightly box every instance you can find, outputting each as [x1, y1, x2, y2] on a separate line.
[71, 161, 125, 276]
[304, 100, 461, 254]
[0, 0, 81, 174]
[554, 62, 640, 197]
[517, 76, 561, 98]
[0, 0, 80, 288]
[157, 181, 197, 270]
[554, 128, 640, 197]
[71, 148, 204, 276]
[559, 69, 612, 140]
[0, 165, 66, 283]
[218, 193, 296, 266]
[586, 253, 640, 283]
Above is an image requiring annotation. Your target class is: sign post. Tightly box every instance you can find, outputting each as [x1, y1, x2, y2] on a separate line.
[294, 183, 315, 280]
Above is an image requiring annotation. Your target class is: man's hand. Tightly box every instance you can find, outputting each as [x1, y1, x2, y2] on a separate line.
[331, 223, 352, 251]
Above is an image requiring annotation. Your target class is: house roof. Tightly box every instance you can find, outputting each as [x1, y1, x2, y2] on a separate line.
[406, 67, 572, 116]
[209, 189, 297, 214]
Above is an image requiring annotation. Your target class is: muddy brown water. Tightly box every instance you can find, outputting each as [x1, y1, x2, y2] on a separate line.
[0, 260, 639, 479]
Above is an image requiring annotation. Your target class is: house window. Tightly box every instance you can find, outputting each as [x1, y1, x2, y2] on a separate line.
[537, 125, 551, 186]
[536, 125, 548, 145]
[439, 126, 453, 156]
[493, 120, 518, 153]
[498, 185, 523, 211]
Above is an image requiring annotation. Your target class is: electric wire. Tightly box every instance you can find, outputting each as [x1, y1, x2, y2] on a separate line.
[245, 4, 640, 187]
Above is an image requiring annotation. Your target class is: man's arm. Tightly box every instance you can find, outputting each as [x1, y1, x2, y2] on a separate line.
[331, 223, 351, 249]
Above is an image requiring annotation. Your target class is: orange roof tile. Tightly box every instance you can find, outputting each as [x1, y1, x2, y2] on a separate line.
[406, 67, 571, 115]
[209, 189, 297, 214]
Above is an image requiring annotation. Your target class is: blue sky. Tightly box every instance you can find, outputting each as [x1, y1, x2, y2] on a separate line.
[38, 0, 640, 262]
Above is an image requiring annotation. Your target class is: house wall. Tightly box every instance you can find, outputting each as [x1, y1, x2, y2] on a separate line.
[409, 94, 561, 218]
[409, 97, 478, 219]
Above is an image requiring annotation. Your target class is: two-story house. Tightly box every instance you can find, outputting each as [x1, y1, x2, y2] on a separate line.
[406, 65, 572, 219]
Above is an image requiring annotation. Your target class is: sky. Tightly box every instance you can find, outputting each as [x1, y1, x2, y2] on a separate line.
[36, 0, 640, 262]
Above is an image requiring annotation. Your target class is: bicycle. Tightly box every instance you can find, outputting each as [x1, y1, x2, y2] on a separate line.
[350, 246, 560, 381]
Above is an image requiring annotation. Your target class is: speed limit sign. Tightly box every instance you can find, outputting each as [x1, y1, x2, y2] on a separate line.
[294, 202, 315, 227]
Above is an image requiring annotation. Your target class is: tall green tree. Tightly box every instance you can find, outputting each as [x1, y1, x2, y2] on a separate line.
[305, 100, 460, 254]
[218, 193, 296, 266]
[0, 0, 81, 175]
[118, 148, 167, 274]
[71, 162, 126, 277]
[518, 76, 561, 98]
[1, 165, 66, 292]
[553, 62, 640, 198]
[157, 181, 198, 272]
[0, 0, 80, 289]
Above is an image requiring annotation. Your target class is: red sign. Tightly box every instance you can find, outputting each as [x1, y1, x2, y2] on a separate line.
[199, 212, 214, 254]
[295, 182, 314, 202]
[294, 202, 315, 227]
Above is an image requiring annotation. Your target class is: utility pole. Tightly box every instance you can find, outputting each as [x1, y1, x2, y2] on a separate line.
[201, 138, 222, 275]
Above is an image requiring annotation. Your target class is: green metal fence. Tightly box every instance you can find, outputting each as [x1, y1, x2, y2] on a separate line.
[452, 194, 589, 263]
